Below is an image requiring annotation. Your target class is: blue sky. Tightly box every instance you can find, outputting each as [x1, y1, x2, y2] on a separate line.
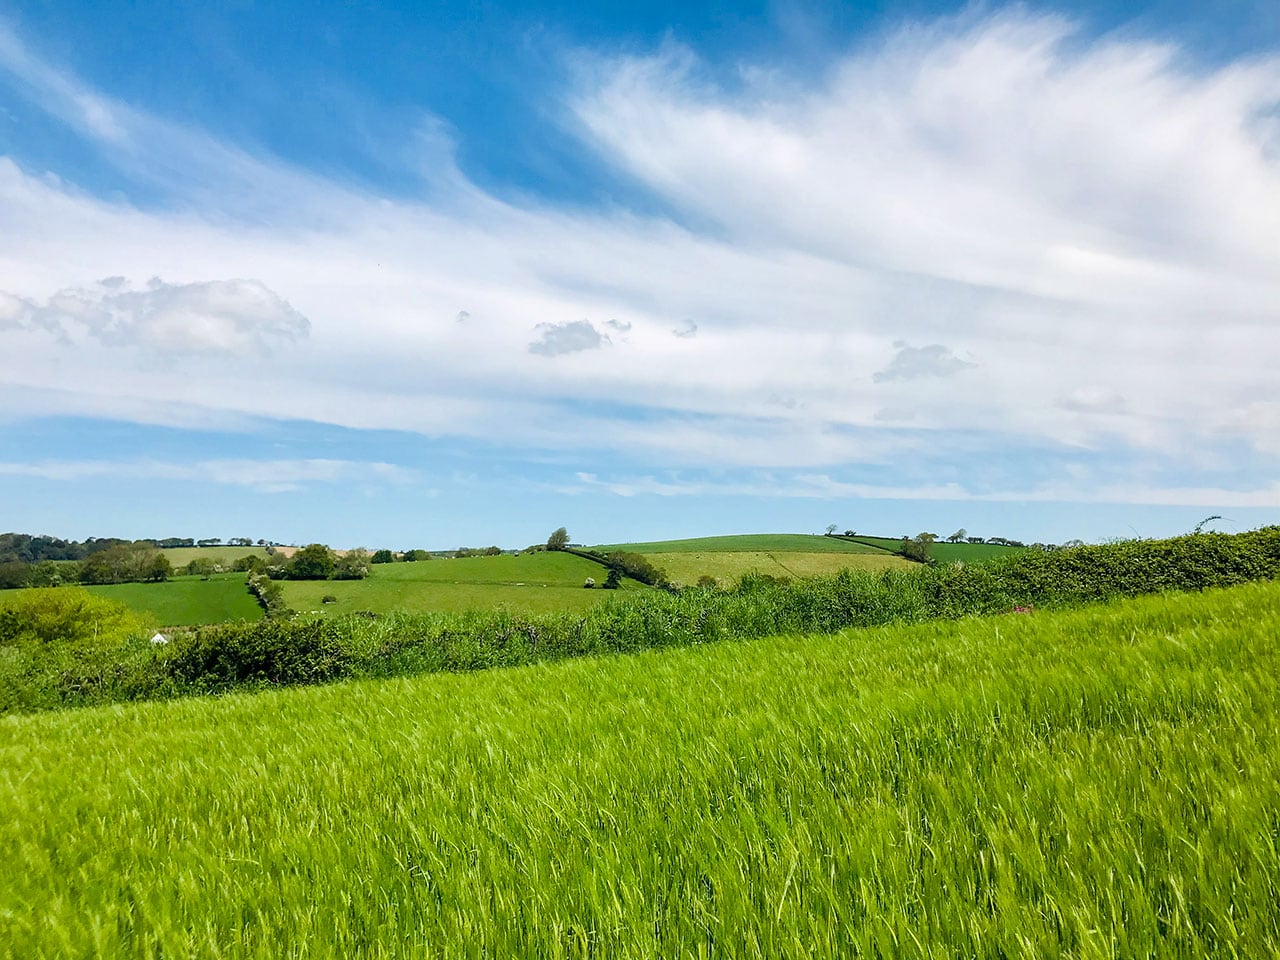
[1, 0, 1277, 549]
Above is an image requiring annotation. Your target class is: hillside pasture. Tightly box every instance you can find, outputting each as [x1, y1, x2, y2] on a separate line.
[280, 551, 647, 616]
[83, 574, 263, 626]
[591, 533, 887, 555]
[842, 534, 1026, 563]
[644, 549, 910, 586]
[3, 581, 1278, 956]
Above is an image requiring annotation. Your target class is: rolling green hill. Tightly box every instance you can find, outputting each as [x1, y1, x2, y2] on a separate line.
[280, 551, 647, 616]
[57, 574, 261, 627]
[839, 534, 1026, 563]
[4, 581, 1277, 956]
[592, 533, 885, 554]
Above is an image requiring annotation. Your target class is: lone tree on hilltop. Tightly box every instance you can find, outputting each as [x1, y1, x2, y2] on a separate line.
[825, 524, 838, 536]
[547, 527, 570, 551]
[948, 528, 967, 543]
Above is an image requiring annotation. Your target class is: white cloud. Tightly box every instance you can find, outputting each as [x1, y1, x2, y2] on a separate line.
[873, 342, 975, 383]
[0, 277, 308, 354]
[0, 10, 1277, 501]
[529, 319, 611, 356]
[0, 458, 417, 493]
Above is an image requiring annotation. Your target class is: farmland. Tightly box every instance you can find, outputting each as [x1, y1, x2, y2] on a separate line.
[279, 551, 648, 616]
[590, 533, 910, 586]
[3, 580, 1278, 956]
[2, 573, 263, 627]
[840, 534, 1025, 563]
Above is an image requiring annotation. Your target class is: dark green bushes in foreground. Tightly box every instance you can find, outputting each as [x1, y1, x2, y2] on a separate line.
[3, 528, 1278, 714]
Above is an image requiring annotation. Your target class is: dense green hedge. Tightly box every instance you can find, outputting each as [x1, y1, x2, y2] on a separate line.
[4, 528, 1278, 713]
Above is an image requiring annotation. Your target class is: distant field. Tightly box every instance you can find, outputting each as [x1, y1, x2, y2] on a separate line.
[592, 533, 885, 555]
[843, 535, 1025, 563]
[159, 545, 273, 565]
[280, 551, 647, 616]
[82, 574, 262, 626]
[645, 550, 910, 586]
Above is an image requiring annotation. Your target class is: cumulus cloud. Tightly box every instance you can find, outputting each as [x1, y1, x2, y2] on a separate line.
[873, 342, 975, 383]
[0, 277, 309, 354]
[672, 320, 698, 338]
[528, 319, 611, 356]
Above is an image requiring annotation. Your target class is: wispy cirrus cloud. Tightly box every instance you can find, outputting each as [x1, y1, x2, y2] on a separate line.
[0, 8, 1277, 514]
[0, 458, 417, 493]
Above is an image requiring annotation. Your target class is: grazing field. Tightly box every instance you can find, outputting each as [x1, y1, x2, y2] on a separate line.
[644, 549, 910, 586]
[4, 581, 1279, 957]
[36, 574, 263, 627]
[280, 551, 647, 616]
[592, 533, 886, 554]
[843, 534, 1025, 563]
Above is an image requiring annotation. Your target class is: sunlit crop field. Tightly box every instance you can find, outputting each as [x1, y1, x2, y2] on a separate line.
[3, 581, 1278, 957]
[643, 549, 909, 586]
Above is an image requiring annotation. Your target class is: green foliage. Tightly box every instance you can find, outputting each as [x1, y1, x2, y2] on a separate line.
[5, 583, 1280, 956]
[5, 528, 1280, 714]
[605, 568, 624, 590]
[901, 532, 936, 564]
[371, 549, 396, 564]
[247, 573, 289, 619]
[403, 549, 432, 562]
[284, 544, 337, 580]
[333, 549, 371, 580]
[77, 544, 171, 584]
[546, 527, 570, 551]
[0, 561, 30, 589]
[0, 588, 159, 713]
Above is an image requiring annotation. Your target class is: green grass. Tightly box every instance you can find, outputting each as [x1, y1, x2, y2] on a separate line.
[591, 533, 886, 554]
[281, 552, 647, 616]
[3, 581, 1279, 957]
[844, 534, 1026, 563]
[644, 550, 910, 586]
[11, 575, 263, 628]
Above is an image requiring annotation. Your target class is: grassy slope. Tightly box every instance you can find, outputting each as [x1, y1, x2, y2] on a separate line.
[592, 533, 885, 554]
[4, 582, 1278, 957]
[37, 575, 263, 627]
[645, 550, 910, 586]
[845, 534, 1025, 563]
[281, 552, 647, 616]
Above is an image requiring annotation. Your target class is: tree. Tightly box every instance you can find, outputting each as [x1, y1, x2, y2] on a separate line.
[371, 549, 396, 564]
[287, 544, 337, 580]
[901, 532, 937, 564]
[948, 528, 967, 543]
[334, 549, 371, 580]
[825, 524, 838, 536]
[0, 561, 30, 590]
[547, 527, 570, 551]
[603, 568, 622, 590]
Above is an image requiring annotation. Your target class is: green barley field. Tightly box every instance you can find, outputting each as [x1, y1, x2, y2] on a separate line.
[3, 580, 1278, 957]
